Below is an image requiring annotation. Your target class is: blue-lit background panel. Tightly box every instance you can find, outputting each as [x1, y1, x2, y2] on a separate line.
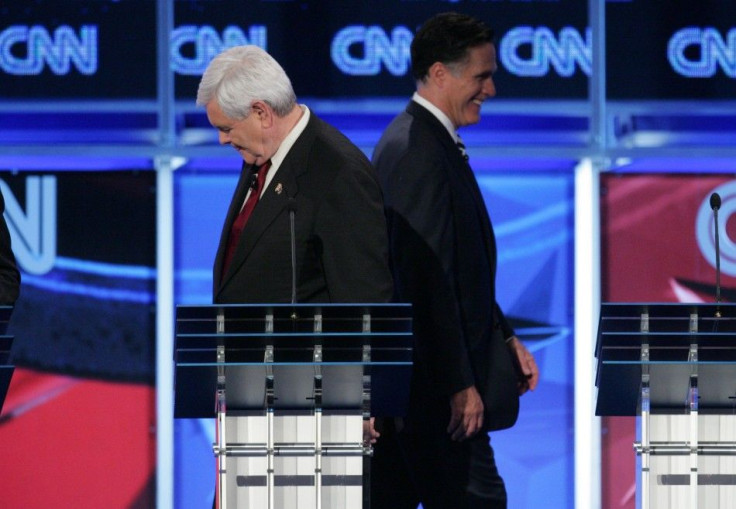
[173, 168, 575, 509]
[1, 1, 156, 99]
[174, 167, 239, 304]
[174, 0, 589, 100]
[0, 169, 156, 507]
[607, 0, 736, 99]
[478, 172, 575, 509]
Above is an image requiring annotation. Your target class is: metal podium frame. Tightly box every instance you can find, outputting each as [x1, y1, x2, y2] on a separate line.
[174, 303, 412, 509]
[0, 306, 14, 414]
[596, 303, 736, 509]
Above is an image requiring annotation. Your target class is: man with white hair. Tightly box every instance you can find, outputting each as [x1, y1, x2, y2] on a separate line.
[197, 45, 393, 306]
[198, 44, 392, 508]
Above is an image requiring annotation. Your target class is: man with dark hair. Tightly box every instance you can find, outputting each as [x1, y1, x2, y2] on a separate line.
[371, 12, 539, 508]
[0, 189, 20, 306]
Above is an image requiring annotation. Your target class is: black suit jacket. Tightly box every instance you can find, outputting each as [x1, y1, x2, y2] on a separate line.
[0, 190, 20, 306]
[372, 101, 519, 431]
[213, 111, 393, 305]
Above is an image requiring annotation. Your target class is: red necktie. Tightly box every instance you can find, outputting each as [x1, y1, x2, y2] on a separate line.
[222, 160, 271, 278]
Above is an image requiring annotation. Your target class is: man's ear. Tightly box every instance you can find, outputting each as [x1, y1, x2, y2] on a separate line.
[427, 61, 447, 86]
[250, 100, 273, 127]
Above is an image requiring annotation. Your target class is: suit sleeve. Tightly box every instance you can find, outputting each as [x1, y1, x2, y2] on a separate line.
[380, 148, 475, 398]
[315, 159, 394, 303]
[0, 191, 20, 306]
[495, 302, 516, 341]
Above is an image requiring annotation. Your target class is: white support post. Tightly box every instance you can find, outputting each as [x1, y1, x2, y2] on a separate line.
[574, 158, 602, 509]
[155, 157, 175, 509]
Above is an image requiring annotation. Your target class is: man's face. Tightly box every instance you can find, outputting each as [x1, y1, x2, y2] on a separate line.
[205, 99, 268, 166]
[443, 42, 497, 128]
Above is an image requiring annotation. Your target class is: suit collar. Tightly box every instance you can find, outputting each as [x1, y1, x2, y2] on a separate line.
[213, 161, 252, 288]
[411, 93, 457, 142]
[269, 105, 310, 176]
[214, 115, 320, 296]
[406, 100, 497, 273]
[406, 101, 459, 153]
[406, 100, 470, 171]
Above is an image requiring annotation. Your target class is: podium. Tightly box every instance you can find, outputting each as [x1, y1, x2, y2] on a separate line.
[596, 303, 736, 509]
[0, 306, 14, 414]
[174, 303, 412, 509]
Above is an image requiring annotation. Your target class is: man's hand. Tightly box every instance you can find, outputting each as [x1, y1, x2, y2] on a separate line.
[507, 336, 539, 394]
[447, 386, 484, 441]
[363, 417, 380, 446]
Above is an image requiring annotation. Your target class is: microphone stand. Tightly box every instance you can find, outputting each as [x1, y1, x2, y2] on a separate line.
[711, 193, 722, 317]
[289, 198, 298, 320]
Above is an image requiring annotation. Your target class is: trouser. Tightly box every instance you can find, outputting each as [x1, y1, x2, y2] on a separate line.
[370, 418, 507, 509]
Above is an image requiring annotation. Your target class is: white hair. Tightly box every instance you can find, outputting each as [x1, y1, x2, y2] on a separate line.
[196, 45, 297, 119]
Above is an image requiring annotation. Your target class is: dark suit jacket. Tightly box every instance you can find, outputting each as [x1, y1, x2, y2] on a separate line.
[213, 111, 393, 305]
[372, 101, 519, 431]
[0, 190, 20, 306]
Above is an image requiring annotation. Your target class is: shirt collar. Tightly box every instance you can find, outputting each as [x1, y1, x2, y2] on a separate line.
[411, 92, 458, 143]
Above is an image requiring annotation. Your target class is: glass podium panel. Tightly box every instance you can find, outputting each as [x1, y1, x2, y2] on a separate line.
[596, 303, 736, 509]
[174, 303, 413, 509]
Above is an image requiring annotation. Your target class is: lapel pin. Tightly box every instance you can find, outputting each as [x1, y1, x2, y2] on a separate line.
[275, 183, 283, 195]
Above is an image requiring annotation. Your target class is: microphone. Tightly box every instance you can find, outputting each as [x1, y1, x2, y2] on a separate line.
[710, 192, 722, 316]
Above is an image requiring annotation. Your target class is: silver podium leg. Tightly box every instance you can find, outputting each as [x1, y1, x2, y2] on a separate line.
[314, 338, 324, 509]
[265, 342, 275, 509]
[687, 336, 699, 509]
[215, 311, 228, 509]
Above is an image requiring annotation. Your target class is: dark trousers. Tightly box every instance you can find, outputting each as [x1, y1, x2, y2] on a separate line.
[370, 418, 507, 509]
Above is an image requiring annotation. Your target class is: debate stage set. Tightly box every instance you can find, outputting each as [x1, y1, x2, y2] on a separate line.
[0, 1, 735, 508]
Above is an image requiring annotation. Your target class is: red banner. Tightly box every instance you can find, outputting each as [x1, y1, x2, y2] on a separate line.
[601, 174, 736, 508]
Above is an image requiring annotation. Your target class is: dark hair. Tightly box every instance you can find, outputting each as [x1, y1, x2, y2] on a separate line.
[410, 12, 494, 82]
